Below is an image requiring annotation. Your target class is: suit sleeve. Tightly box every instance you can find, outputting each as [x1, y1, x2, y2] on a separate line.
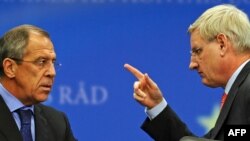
[141, 106, 194, 141]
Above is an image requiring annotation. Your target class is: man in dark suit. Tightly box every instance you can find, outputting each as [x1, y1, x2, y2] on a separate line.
[0, 25, 76, 141]
[124, 4, 250, 141]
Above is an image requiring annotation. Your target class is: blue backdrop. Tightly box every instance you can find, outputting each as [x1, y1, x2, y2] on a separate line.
[1, 1, 250, 140]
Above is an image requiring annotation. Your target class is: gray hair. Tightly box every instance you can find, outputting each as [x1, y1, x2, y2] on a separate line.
[188, 4, 250, 52]
[0, 24, 50, 76]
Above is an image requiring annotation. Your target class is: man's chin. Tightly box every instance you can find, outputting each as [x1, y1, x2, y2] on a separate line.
[202, 79, 219, 88]
[35, 94, 50, 103]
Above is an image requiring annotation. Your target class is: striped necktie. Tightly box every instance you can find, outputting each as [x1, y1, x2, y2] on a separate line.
[220, 93, 228, 109]
[17, 109, 33, 141]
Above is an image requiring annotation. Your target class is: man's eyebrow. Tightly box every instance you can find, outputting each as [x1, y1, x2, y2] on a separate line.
[34, 56, 56, 60]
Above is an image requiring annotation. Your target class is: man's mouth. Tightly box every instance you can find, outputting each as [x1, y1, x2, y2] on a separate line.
[40, 84, 52, 91]
[198, 71, 204, 77]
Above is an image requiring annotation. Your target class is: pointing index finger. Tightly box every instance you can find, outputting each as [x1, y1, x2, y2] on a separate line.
[124, 63, 144, 80]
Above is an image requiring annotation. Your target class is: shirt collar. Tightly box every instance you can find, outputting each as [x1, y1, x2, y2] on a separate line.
[224, 59, 250, 94]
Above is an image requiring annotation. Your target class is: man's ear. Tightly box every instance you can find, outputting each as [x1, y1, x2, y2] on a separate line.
[2, 58, 17, 78]
[216, 33, 228, 56]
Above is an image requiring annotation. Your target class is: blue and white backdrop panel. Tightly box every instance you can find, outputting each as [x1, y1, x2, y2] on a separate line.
[0, 1, 249, 141]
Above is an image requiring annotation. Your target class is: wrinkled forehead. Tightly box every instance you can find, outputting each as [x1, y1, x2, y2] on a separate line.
[190, 30, 206, 48]
[24, 33, 56, 58]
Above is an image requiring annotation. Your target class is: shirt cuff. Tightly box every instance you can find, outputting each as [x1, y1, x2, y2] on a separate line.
[145, 98, 167, 120]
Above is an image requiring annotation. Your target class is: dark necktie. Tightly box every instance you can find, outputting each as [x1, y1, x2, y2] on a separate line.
[17, 109, 33, 141]
[220, 93, 227, 109]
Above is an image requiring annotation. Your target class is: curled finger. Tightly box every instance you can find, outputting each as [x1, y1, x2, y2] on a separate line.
[133, 92, 146, 101]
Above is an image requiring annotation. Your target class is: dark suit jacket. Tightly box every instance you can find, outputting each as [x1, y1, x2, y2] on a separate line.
[0, 96, 77, 141]
[141, 61, 250, 141]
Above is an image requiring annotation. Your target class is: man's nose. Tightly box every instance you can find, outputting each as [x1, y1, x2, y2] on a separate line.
[45, 62, 56, 77]
[189, 56, 198, 70]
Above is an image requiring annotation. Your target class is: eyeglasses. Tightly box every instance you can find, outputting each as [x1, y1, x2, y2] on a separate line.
[190, 47, 203, 57]
[11, 58, 62, 70]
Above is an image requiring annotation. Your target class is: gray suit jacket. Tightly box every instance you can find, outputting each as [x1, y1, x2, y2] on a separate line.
[141, 61, 250, 141]
[0, 96, 77, 141]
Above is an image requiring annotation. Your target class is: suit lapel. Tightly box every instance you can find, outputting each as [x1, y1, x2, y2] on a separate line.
[0, 96, 23, 141]
[34, 104, 50, 141]
[211, 61, 250, 138]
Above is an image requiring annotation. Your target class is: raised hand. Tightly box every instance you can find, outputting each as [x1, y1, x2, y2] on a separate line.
[124, 63, 163, 109]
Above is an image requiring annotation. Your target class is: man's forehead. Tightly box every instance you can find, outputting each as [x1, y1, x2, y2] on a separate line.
[26, 33, 54, 50]
[28, 31, 52, 43]
[190, 31, 205, 47]
[25, 48, 56, 55]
